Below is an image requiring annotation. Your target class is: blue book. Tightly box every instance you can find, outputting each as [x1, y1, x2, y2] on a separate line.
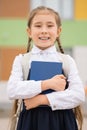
[29, 61, 62, 94]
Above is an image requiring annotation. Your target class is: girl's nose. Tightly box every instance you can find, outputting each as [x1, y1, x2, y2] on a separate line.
[41, 27, 48, 34]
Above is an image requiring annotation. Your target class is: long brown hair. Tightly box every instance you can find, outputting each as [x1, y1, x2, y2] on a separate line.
[12, 6, 83, 130]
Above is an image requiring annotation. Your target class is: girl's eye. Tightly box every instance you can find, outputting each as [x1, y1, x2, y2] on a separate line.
[48, 25, 54, 27]
[35, 25, 41, 28]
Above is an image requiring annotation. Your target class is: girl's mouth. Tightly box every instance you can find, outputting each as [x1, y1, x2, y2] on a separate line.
[39, 37, 50, 40]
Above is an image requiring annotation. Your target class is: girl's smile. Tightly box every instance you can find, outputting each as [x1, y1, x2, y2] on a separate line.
[38, 36, 50, 43]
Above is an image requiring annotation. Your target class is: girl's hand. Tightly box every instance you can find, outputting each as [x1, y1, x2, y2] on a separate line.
[42, 74, 66, 91]
[24, 94, 49, 110]
[24, 96, 40, 110]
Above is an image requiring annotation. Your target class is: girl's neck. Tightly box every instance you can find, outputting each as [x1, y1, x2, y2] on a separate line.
[34, 44, 55, 50]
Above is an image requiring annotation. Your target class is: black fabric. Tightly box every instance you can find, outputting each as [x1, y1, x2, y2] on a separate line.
[17, 107, 78, 130]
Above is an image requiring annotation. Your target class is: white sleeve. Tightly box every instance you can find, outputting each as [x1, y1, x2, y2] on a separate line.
[46, 55, 85, 110]
[7, 54, 42, 100]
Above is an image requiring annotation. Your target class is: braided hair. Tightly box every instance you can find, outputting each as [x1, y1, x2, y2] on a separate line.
[27, 38, 32, 52]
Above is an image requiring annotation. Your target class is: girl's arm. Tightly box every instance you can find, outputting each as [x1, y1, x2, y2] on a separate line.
[24, 55, 85, 110]
[24, 94, 49, 110]
[41, 74, 66, 91]
[7, 54, 42, 99]
[7, 54, 66, 100]
[24, 75, 66, 110]
[46, 55, 85, 110]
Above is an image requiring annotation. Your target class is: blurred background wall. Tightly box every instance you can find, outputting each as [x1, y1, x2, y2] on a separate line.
[0, 0, 87, 82]
[0, 1, 87, 130]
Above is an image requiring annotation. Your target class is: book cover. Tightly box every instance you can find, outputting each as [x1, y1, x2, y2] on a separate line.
[29, 61, 62, 94]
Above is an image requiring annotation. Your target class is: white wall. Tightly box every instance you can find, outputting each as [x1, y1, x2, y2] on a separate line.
[73, 46, 87, 86]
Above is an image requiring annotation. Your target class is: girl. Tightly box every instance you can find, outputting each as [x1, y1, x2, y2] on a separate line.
[7, 6, 85, 130]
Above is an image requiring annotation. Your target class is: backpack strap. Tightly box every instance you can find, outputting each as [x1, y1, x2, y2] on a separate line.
[59, 53, 70, 78]
[22, 52, 31, 80]
[13, 52, 32, 129]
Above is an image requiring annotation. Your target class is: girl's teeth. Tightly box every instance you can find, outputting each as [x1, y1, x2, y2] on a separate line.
[39, 37, 49, 40]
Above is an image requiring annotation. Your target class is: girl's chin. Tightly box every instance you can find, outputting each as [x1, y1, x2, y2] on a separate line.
[37, 45, 53, 50]
[37, 45, 51, 50]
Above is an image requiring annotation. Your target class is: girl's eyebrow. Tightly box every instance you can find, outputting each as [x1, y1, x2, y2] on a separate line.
[47, 22, 55, 24]
[34, 21, 55, 25]
[34, 22, 42, 25]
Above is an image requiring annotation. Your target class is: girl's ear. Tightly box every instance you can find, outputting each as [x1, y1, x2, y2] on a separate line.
[57, 26, 62, 37]
[26, 27, 31, 38]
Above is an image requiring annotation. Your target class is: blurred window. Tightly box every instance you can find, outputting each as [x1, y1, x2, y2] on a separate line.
[31, 0, 74, 20]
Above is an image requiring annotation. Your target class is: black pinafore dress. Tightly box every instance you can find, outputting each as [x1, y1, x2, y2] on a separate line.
[17, 70, 78, 130]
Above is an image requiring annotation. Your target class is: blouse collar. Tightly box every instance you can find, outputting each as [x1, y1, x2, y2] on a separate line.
[31, 45, 57, 54]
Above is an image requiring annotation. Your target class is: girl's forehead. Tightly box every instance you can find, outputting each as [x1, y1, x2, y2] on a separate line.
[29, 10, 58, 26]
[32, 10, 56, 21]
[36, 10, 54, 15]
[32, 13, 56, 24]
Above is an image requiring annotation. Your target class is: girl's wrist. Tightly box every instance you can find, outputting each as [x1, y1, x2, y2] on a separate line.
[41, 80, 50, 91]
[38, 94, 50, 106]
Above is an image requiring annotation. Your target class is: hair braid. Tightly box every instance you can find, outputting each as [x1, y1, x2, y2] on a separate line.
[74, 106, 83, 130]
[27, 38, 32, 52]
[56, 37, 64, 53]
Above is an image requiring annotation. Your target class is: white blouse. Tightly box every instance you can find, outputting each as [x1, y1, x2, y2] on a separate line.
[7, 45, 85, 110]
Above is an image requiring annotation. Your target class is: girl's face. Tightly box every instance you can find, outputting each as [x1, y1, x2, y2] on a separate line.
[27, 11, 61, 50]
